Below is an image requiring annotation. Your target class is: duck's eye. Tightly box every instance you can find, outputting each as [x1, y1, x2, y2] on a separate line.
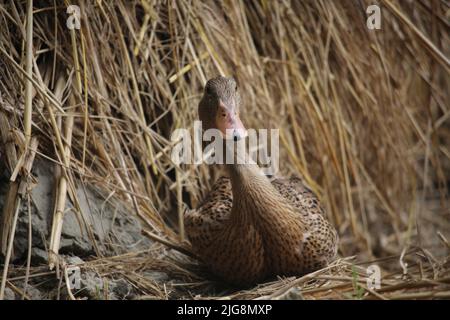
[205, 86, 213, 95]
[235, 85, 238, 91]
[222, 113, 227, 117]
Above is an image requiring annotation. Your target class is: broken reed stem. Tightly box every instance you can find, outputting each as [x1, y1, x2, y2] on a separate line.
[0, 110, 19, 255]
[0, 201, 21, 300]
[81, 33, 89, 172]
[0, 183, 19, 256]
[24, 0, 33, 147]
[176, 164, 185, 241]
[22, 193, 32, 300]
[63, 266, 76, 300]
[48, 95, 75, 270]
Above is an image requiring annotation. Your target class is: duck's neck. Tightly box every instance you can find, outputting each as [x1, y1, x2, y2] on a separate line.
[213, 139, 289, 222]
[226, 163, 270, 194]
[225, 162, 286, 223]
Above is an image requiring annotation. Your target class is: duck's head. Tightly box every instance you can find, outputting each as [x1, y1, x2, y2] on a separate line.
[198, 76, 247, 141]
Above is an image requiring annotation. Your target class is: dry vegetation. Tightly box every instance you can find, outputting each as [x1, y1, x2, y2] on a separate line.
[0, 0, 449, 299]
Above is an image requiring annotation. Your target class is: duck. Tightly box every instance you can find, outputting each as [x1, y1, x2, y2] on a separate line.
[184, 76, 338, 286]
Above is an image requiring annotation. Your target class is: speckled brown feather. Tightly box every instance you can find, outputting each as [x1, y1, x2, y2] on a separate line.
[184, 176, 232, 251]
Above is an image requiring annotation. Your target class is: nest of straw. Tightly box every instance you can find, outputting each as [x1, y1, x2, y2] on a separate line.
[0, 0, 449, 299]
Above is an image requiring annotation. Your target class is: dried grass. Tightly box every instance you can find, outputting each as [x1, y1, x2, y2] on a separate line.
[0, 0, 449, 299]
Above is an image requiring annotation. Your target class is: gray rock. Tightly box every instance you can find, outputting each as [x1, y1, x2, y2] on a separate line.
[3, 287, 15, 300]
[66, 255, 84, 265]
[23, 285, 43, 300]
[0, 157, 151, 263]
[59, 237, 94, 256]
[16, 283, 44, 300]
[31, 247, 48, 264]
[79, 271, 104, 299]
[14, 199, 48, 259]
[109, 278, 133, 300]
[74, 271, 135, 300]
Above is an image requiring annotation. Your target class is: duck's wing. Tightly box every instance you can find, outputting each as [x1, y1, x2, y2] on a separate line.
[272, 176, 339, 266]
[271, 177, 325, 217]
[184, 176, 232, 251]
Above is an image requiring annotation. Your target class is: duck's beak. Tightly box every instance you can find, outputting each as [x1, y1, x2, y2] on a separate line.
[216, 100, 247, 141]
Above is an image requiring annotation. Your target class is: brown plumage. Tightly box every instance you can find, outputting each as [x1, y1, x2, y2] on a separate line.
[185, 76, 338, 286]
